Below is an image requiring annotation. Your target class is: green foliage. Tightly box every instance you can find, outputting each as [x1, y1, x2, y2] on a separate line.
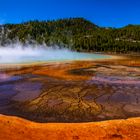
[1, 18, 140, 53]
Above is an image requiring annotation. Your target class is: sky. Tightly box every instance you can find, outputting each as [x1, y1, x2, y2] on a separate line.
[0, 0, 140, 27]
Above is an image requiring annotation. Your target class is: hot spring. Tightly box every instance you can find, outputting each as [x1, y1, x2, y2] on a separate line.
[0, 43, 110, 64]
[0, 43, 140, 123]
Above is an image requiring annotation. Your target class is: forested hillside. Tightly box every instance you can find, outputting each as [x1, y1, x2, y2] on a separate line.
[0, 18, 140, 53]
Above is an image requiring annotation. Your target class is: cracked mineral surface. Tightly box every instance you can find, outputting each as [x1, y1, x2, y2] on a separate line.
[0, 55, 140, 122]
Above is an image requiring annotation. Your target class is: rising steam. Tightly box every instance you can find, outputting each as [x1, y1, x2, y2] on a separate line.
[0, 42, 74, 64]
[0, 42, 108, 64]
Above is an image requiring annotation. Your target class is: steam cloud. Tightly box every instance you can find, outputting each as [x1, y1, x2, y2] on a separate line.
[0, 42, 80, 64]
[0, 42, 108, 64]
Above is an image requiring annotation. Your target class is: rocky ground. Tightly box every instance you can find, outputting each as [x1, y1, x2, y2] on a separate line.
[0, 114, 140, 140]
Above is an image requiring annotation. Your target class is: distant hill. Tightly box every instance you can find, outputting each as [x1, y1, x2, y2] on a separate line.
[0, 17, 140, 53]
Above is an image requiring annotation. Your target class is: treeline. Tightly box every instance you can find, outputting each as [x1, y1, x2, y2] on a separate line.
[0, 18, 140, 53]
